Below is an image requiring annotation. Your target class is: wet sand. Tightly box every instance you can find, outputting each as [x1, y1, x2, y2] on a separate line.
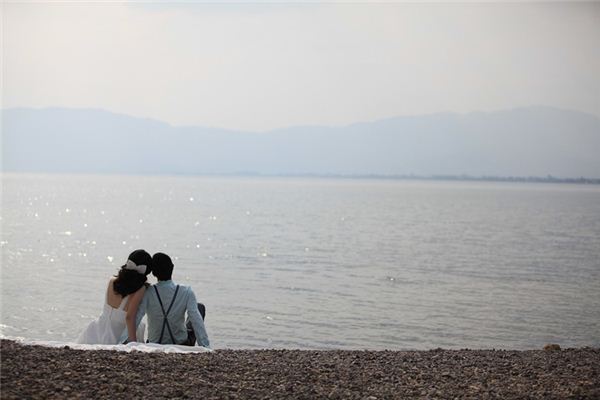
[1, 340, 599, 399]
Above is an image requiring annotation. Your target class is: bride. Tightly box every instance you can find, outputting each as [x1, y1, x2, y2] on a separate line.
[76, 249, 151, 344]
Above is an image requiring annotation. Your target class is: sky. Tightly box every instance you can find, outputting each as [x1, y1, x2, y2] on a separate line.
[2, 1, 599, 131]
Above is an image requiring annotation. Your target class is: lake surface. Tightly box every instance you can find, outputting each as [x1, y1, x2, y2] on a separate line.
[1, 173, 599, 350]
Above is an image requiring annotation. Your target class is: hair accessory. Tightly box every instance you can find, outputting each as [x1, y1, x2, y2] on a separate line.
[125, 259, 147, 274]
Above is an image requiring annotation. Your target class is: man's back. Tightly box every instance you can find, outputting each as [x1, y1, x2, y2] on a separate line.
[144, 279, 209, 347]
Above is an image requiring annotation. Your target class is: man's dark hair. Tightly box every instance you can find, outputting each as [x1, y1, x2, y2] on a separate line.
[152, 252, 174, 281]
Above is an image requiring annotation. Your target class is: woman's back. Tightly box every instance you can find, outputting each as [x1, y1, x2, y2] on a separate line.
[106, 278, 133, 311]
[76, 280, 130, 344]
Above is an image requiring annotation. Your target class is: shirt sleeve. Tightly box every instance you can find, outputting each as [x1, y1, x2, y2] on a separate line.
[186, 287, 210, 348]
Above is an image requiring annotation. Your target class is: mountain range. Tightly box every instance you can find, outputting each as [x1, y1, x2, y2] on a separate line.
[2, 106, 599, 178]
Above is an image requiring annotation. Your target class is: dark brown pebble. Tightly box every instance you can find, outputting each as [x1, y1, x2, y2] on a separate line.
[544, 343, 561, 351]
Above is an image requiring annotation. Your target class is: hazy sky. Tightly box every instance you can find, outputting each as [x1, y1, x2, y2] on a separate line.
[2, 1, 599, 131]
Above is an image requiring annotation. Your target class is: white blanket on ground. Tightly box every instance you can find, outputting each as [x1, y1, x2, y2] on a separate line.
[2, 336, 212, 353]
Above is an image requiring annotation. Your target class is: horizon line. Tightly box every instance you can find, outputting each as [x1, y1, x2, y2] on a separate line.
[2, 171, 599, 185]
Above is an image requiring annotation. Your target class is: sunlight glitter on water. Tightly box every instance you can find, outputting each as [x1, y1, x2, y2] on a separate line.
[1, 174, 600, 350]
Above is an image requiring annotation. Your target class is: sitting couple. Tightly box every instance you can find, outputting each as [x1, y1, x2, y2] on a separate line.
[76, 249, 209, 348]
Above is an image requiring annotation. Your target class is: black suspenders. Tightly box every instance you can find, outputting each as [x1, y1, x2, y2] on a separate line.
[154, 285, 180, 344]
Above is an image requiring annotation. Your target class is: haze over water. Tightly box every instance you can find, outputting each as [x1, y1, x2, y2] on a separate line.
[1, 173, 599, 350]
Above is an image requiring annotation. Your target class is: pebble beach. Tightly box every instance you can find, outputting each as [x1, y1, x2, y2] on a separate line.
[1, 340, 599, 399]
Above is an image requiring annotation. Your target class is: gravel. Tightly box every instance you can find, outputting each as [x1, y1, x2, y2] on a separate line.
[1, 339, 599, 399]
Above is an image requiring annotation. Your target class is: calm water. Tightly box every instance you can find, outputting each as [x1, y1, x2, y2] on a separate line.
[1, 173, 599, 350]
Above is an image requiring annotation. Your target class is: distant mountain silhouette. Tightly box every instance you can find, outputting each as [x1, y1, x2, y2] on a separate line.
[2, 106, 599, 178]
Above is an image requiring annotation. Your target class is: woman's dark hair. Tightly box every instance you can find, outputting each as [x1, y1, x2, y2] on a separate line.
[113, 249, 152, 297]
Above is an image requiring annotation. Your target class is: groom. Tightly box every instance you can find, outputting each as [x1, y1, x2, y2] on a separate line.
[129, 252, 210, 347]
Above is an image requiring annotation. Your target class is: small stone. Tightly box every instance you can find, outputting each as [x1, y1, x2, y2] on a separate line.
[543, 344, 561, 351]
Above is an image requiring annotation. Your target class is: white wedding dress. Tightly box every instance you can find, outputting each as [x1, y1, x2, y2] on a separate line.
[76, 289, 145, 344]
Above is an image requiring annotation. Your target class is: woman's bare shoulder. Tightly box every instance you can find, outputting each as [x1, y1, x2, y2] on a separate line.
[134, 284, 147, 294]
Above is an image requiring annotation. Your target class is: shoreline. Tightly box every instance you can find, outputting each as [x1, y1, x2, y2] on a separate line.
[3, 171, 600, 185]
[1, 340, 599, 399]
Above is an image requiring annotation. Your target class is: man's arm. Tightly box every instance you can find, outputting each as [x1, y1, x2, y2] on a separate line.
[186, 288, 210, 348]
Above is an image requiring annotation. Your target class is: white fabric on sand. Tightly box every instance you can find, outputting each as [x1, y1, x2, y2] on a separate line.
[3, 336, 211, 353]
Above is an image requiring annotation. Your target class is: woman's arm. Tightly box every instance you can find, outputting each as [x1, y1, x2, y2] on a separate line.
[125, 286, 146, 342]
